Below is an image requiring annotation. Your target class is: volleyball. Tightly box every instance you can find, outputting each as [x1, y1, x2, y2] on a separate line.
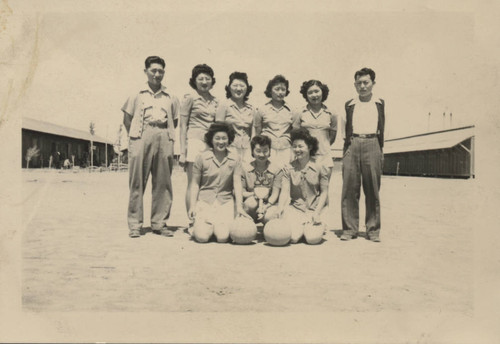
[230, 216, 258, 244]
[304, 222, 325, 245]
[263, 219, 291, 246]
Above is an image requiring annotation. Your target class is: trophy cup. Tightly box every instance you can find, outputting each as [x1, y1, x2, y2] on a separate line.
[254, 186, 270, 219]
[254, 173, 271, 220]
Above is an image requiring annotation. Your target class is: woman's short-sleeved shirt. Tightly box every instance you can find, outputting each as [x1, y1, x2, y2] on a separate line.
[239, 160, 282, 193]
[282, 158, 330, 212]
[180, 93, 218, 139]
[193, 150, 239, 204]
[254, 101, 295, 150]
[216, 99, 255, 149]
[293, 105, 337, 158]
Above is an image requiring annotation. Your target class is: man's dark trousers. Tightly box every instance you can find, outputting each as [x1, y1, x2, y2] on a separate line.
[341, 136, 382, 238]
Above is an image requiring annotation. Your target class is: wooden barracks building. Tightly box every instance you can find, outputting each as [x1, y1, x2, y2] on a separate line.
[22, 117, 115, 169]
[382, 125, 475, 178]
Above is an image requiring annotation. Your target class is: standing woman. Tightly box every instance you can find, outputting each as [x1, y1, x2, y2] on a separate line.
[277, 128, 331, 244]
[189, 122, 238, 243]
[180, 64, 218, 217]
[294, 80, 337, 172]
[216, 72, 255, 162]
[254, 75, 295, 168]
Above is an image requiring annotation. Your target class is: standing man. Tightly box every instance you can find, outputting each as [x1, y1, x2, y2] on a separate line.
[122, 56, 179, 238]
[341, 67, 385, 242]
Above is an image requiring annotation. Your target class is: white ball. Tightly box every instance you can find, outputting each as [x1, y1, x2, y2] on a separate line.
[304, 222, 325, 245]
[264, 219, 291, 246]
[230, 217, 258, 244]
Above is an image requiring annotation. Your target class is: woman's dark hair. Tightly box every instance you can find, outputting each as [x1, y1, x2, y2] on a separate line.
[264, 74, 290, 98]
[250, 135, 272, 156]
[354, 67, 376, 82]
[204, 122, 235, 148]
[300, 80, 330, 102]
[145, 56, 165, 69]
[290, 128, 319, 157]
[189, 64, 216, 90]
[225, 72, 253, 101]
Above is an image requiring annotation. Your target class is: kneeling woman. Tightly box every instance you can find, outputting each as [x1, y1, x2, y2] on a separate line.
[278, 128, 331, 244]
[234, 135, 281, 224]
[189, 122, 239, 243]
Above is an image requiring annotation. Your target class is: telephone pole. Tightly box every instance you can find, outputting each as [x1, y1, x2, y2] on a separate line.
[89, 122, 95, 171]
[105, 125, 108, 168]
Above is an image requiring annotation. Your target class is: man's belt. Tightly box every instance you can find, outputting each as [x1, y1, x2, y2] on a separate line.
[352, 133, 377, 138]
[146, 122, 168, 128]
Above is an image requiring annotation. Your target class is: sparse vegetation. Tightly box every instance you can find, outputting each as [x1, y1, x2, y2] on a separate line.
[25, 145, 40, 168]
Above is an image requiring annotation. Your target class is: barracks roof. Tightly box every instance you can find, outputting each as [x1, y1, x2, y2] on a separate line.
[383, 125, 475, 154]
[22, 117, 113, 145]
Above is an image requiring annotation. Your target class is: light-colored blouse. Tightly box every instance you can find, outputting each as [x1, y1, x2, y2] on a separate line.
[193, 150, 239, 204]
[282, 158, 330, 212]
[180, 93, 218, 139]
[215, 99, 255, 149]
[293, 104, 337, 158]
[254, 101, 295, 150]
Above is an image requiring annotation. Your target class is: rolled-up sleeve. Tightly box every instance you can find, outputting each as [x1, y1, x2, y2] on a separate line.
[121, 95, 136, 116]
[193, 154, 204, 181]
[254, 108, 263, 134]
[180, 94, 193, 118]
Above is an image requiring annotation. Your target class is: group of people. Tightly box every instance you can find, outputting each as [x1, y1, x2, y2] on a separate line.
[122, 56, 385, 244]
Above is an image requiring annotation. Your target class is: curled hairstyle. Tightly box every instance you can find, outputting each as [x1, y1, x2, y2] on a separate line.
[264, 74, 290, 98]
[300, 80, 330, 102]
[290, 128, 319, 157]
[225, 72, 253, 101]
[204, 122, 235, 149]
[145, 56, 165, 69]
[189, 64, 216, 89]
[354, 67, 376, 82]
[250, 135, 272, 156]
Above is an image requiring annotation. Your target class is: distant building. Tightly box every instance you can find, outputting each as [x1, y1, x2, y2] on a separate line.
[382, 125, 475, 178]
[116, 148, 128, 165]
[22, 117, 115, 168]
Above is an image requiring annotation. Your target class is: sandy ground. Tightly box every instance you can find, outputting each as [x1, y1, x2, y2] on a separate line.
[21, 167, 474, 313]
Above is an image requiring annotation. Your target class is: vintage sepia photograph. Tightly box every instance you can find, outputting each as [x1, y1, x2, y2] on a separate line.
[1, 0, 499, 342]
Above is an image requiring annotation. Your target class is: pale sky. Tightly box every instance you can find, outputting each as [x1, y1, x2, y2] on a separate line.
[2, 1, 499, 149]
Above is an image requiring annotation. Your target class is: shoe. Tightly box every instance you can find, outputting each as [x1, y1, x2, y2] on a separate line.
[153, 228, 174, 237]
[129, 229, 141, 238]
[340, 234, 357, 241]
[369, 236, 381, 242]
[160, 228, 174, 237]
